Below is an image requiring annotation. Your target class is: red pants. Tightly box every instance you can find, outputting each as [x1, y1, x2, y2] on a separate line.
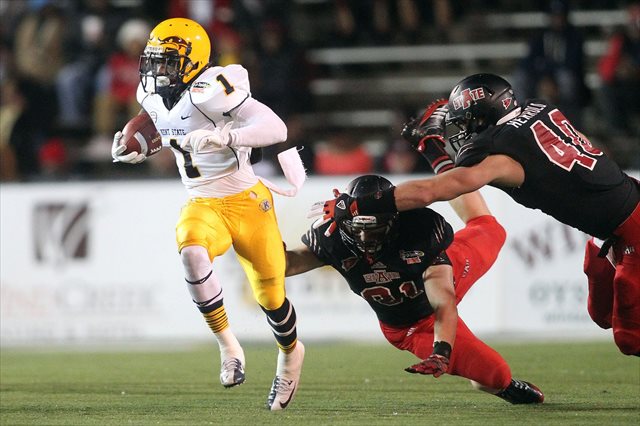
[584, 202, 640, 356]
[380, 215, 512, 390]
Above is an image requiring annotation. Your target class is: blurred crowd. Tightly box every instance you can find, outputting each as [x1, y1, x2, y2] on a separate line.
[0, 0, 638, 182]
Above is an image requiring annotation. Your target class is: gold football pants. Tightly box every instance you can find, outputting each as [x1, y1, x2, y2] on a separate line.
[176, 181, 286, 309]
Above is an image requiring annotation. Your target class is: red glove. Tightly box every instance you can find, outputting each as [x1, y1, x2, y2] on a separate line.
[309, 189, 359, 236]
[405, 354, 449, 378]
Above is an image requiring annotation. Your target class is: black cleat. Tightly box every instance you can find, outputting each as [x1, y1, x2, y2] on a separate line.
[496, 379, 544, 404]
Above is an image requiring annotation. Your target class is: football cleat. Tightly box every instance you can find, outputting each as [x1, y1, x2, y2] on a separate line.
[220, 357, 245, 388]
[496, 379, 544, 404]
[266, 341, 305, 411]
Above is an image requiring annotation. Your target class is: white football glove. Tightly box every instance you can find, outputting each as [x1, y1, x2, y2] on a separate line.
[111, 131, 146, 164]
[180, 121, 234, 155]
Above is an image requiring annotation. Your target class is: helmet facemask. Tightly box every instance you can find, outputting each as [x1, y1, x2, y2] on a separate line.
[140, 45, 194, 99]
[446, 112, 488, 153]
[339, 214, 398, 263]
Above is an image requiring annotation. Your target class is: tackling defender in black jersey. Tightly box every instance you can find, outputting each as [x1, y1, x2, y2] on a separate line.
[288, 175, 544, 404]
[313, 73, 640, 357]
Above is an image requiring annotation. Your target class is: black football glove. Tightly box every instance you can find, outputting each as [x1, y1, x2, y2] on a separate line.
[401, 98, 449, 150]
[401, 99, 453, 174]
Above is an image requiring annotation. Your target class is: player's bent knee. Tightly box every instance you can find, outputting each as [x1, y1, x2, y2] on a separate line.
[587, 305, 612, 329]
[176, 220, 210, 252]
[253, 276, 285, 310]
[483, 216, 506, 247]
[613, 330, 640, 355]
[180, 245, 210, 266]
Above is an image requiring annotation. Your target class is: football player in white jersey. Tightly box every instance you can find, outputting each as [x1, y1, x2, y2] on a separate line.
[111, 18, 304, 411]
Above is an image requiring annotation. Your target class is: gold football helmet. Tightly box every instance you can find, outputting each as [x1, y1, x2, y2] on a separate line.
[139, 18, 211, 98]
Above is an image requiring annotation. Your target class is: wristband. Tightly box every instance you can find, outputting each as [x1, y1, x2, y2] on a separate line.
[432, 341, 452, 359]
[357, 187, 397, 215]
[419, 135, 454, 174]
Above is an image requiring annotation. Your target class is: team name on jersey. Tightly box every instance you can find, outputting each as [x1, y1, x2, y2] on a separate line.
[159, 128, 187, 136]
[363, 270, 400, 284]
[506, 103, 546, 128]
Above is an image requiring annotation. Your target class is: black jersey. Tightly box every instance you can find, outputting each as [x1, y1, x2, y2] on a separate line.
[302, 209, 454, 327]
[455, 100, 639, 239]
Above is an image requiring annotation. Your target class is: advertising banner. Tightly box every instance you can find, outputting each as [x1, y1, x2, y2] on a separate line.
[1, 175, 619, 346]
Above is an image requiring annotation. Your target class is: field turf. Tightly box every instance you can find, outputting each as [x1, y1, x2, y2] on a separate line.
[1, 340, 638, 425]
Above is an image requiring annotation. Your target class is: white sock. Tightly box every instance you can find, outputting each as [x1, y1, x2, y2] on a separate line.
[216, 328, 244, 364]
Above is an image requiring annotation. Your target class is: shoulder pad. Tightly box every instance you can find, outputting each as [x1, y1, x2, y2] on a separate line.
[399, 208, 454, 249]
[189, 65, 251, 113]
[454, 132, 493, 167]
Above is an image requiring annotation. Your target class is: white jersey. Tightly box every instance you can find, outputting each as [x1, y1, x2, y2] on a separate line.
[137, 64, 274, 197]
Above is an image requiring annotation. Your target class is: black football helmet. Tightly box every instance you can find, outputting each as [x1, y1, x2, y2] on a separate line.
[446, 73, 518, 151]
[338, 175, 398, 262]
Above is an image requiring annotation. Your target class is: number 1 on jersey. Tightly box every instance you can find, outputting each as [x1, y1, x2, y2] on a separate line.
[170, 139, 201, 178]
[216, 74, 235, 95]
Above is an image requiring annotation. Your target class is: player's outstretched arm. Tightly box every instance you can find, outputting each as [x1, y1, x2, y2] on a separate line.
[394, 155, 523, 211]
[285, 246, 326, 277]
[405, 263, 457, 378]
[447, 190, 492, 224]
[422, 264, 457, 346]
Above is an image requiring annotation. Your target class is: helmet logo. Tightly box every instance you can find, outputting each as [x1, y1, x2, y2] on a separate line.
[502, 97, 513, 109]
[452, 87, 485, 110]
[156, 36, 192, 55]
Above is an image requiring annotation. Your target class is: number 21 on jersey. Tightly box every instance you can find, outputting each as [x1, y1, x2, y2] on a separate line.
[530, 109, 602, 171]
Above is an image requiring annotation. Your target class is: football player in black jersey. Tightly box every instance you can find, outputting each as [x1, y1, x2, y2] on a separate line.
[312, 73, 640, 357]
[288, 174, 544, 404]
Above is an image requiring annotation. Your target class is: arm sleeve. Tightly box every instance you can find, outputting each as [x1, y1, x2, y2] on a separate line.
[227, 97, 288, 148]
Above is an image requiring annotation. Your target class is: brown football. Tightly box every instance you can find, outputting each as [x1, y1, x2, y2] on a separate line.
[120, 111, 162, 157]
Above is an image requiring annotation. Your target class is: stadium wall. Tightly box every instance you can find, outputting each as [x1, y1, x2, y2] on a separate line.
[4, 174, 634, 347]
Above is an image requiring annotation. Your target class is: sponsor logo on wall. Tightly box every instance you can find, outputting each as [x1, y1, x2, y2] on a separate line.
[33, 203, 89, 265]
[507, 221, 591, 325]
[509, 222, 588, 269]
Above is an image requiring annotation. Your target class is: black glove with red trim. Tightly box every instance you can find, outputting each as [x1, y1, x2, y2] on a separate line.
[401, 99, 454, 174]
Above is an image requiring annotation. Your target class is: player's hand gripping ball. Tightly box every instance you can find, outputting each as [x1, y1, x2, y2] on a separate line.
[112, 111, 162, 163]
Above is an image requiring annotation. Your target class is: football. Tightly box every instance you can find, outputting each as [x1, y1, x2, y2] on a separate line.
[120, 111, 162, 157]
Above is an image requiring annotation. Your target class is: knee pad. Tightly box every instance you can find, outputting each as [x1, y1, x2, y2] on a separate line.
[252, 276, 285, 310]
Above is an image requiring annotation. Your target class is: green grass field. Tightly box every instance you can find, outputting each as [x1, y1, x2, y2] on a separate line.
[1, 340, 638, 425]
